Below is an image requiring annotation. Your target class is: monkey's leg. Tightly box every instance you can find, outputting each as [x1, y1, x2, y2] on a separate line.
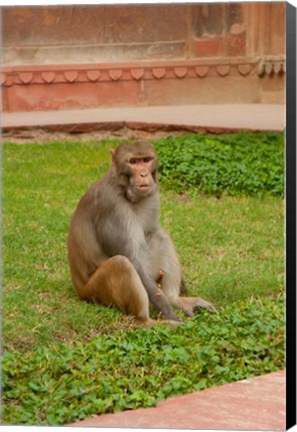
[159, 272, 216, 316]
[81, 255, 155, 327]
[148, 231, 216, 317]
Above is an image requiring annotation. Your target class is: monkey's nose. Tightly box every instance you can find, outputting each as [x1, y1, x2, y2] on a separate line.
[140, 171, 148, 178]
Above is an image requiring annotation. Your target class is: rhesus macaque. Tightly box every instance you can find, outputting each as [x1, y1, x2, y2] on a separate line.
[67, 141, 216, 327]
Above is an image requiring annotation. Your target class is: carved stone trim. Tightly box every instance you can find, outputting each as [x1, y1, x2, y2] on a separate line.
[19, 72, 34, 84]
[130, 68, 144, 80]
[108, 69, 123, 81]
[41, 71, 56, 83]
[195, 66, 209, 77]
[216, 65, 231, 77]
[86, 70, 101, 82]
[152, 67, 166, 79]
[1, 57, 285, 87]
[64, 71, 79, 82]
[257, 55, 286, 76]
[237, 64, 252, 76]
[174, 67, 188, 78]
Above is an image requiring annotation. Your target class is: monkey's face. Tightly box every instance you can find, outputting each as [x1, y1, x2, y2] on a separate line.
[112, 142, 159, 203]
[124, 155, 158, 202]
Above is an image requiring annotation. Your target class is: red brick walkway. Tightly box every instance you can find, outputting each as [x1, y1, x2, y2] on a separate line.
[68, 370, 286, 430]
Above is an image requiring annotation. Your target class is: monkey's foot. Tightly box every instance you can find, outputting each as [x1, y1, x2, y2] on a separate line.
[176, 296, 217, 317]
[139, 318, 183, 328]
[140, 318, 158, 328]
[193, 298, 218, 314]
[159, 319, 184, 327]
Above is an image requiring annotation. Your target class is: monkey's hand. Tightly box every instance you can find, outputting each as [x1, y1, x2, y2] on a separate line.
[156, 269, 165, 286]
[134, 265, 182, 322]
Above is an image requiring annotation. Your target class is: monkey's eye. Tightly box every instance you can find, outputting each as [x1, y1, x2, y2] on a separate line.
[143, 157, 152, 163]
[129, 158, 137, 165]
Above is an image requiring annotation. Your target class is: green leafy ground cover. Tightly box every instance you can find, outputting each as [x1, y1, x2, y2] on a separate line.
[2, 133, 285, 425]
[155, 132, 284, 197]
[3, 297, 284, 425]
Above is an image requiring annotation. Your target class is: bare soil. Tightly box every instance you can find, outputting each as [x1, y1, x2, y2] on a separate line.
[2, 126, 185, 144]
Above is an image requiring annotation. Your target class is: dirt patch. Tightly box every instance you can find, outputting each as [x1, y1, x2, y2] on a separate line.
[2, 119, 244, 144]
[2, 126, 186, 145]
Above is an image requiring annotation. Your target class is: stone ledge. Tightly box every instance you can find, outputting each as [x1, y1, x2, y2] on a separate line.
[1, 56, 285, 87]
[2, 58, 286, 111]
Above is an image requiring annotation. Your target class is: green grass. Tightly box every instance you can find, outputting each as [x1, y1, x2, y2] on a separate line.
[2, 136, 285, 425]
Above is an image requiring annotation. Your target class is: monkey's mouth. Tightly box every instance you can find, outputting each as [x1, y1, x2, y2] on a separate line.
[136, 184, 150, 191]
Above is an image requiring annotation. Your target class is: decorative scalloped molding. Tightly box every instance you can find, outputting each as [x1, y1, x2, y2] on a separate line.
[130, 68, 144, 80]
[195, 66, 209, 77]
[1, 58, 285, 87]
[257, 55, 286, 77]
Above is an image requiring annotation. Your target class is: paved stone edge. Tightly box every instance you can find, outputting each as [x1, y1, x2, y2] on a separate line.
[67, 370, 286, 429]
[2, 120, 278, 136]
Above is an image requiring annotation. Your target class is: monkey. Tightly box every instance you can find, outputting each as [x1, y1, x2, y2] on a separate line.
[67, 141, 216, 327]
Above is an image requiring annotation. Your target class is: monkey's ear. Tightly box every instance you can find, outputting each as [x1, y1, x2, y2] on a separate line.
[110, 149, 120, 170]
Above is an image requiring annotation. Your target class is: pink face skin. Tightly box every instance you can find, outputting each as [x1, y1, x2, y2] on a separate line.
[126, 157, 155, 191]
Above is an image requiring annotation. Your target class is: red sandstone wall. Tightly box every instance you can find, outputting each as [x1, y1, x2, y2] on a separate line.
[1, 3, 286, 112]
[3, 5, 190, 64]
